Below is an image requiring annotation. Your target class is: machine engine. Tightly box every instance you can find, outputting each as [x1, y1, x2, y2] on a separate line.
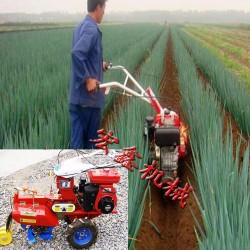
[145, 111, 186, 181]
[77, 168, 120, 214]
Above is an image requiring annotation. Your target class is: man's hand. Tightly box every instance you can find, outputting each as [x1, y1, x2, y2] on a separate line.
[86, 78, 98, 92]
[103, 61, 108, 72]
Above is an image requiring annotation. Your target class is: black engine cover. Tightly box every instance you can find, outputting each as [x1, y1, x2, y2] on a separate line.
[82, 184, 99, 212]
[155, 126, 180, 147]
[98, 197, 114, 214]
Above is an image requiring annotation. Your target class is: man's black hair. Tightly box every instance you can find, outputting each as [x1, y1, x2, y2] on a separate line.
[87, 0, 107, 12]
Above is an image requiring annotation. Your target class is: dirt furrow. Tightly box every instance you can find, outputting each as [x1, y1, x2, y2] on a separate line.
[135, 31, 201, 250]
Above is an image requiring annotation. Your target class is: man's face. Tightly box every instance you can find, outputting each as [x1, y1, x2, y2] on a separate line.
[96, 3, 106, 24]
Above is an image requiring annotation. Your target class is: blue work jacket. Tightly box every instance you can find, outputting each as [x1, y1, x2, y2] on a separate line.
[69, 15, 105, 107]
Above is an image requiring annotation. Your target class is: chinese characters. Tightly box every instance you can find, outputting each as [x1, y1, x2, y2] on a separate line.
[140, 161, 192, 208]
[90, 129, 119, 154]
[113, 146, 142, 172]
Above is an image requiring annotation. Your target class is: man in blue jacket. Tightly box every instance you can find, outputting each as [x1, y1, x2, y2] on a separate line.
[69, 0, 107, 149]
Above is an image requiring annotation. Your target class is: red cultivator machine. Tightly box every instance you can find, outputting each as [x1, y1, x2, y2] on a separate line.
[100, 65, 188, 183]
[4, 152, 120, 249]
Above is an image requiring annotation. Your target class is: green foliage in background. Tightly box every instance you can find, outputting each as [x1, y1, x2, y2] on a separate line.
[183, 25, 250, 87]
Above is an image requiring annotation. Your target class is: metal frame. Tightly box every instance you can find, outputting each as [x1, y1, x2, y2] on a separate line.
[100, 65, 151, 104]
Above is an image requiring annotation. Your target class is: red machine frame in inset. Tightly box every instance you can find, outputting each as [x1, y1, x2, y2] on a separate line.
[7, 151, 121, 249]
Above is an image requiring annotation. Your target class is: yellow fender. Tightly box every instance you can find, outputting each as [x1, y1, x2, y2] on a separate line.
[0, 226, 12, 246]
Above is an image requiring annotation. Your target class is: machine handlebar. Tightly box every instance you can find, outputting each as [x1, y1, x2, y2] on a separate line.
[100, 64, 162, 112]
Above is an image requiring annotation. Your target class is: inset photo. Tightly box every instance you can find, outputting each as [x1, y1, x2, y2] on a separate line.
[0, 150, 128, 249]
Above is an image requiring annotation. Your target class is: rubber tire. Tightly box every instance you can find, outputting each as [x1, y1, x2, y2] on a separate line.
[66, 219, 97, 249]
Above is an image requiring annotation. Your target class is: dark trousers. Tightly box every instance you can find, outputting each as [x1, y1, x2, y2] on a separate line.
[69, 104, 101, 149]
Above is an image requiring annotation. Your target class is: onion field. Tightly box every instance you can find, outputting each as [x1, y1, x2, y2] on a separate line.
[183, 24, 250, 87]
[0, 24, 164, 148]
[0, 23, 249, 250]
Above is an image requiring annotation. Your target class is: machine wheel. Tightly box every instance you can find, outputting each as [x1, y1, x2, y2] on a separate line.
[66, 219, 97, 249]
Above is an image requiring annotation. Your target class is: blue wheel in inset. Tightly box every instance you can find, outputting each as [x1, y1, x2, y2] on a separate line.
[73, 227, 92, 245]
[67, 219, 97, 249]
